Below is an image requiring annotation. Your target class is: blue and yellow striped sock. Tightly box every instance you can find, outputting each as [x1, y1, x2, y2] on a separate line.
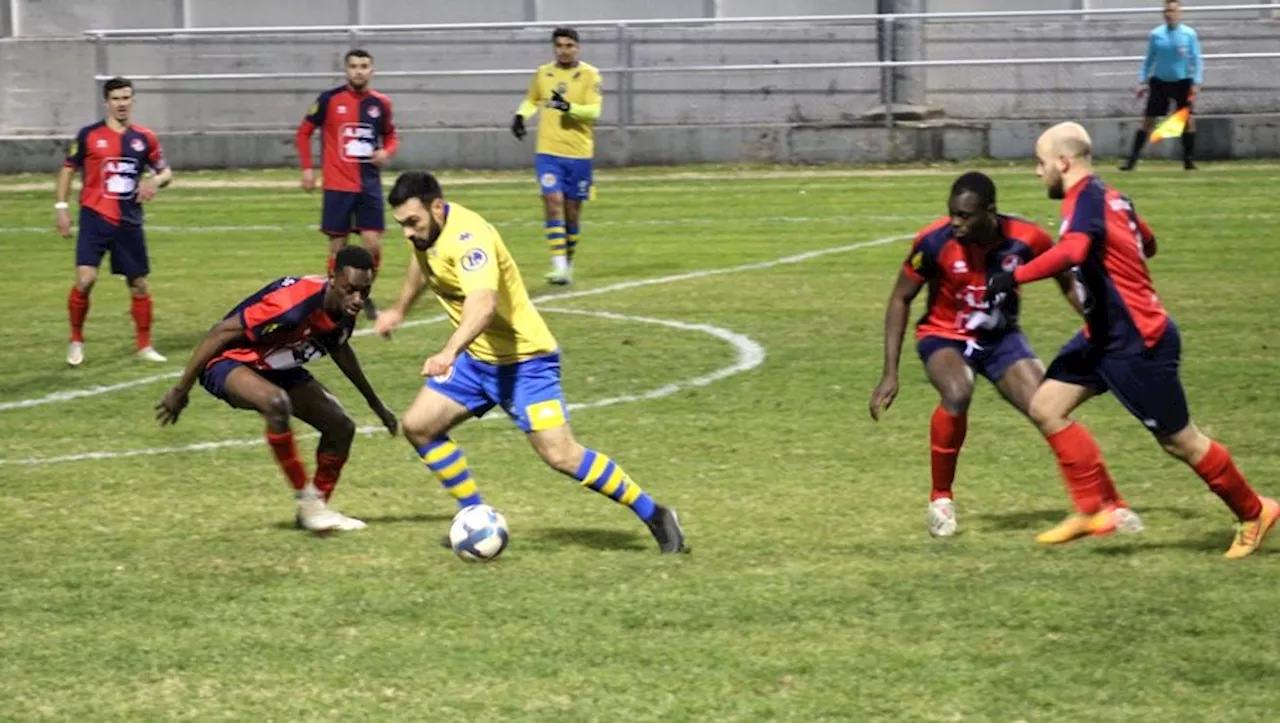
[566, 222, 580, 264]
[416, 437, 482, 508]
[573, 449, 657, 521]
[546, 219, 567, 268]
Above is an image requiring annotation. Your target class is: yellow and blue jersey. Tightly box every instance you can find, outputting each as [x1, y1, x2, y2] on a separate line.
[519, 61, 602, 159]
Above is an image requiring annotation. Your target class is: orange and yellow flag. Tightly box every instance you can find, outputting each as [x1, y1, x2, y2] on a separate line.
[1149, 108, 1190, 144]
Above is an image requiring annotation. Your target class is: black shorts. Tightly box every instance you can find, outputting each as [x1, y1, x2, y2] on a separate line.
[1145, 78, 1194, 118]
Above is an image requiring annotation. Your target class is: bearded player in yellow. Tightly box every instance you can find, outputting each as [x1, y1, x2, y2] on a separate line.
[511, 26, 601, 286]
[374, 171, 688, 554]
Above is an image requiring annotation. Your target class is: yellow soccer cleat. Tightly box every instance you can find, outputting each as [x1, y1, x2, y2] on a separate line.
[1035, 506, 1141, 546]
[1224, 497, 1280, 560]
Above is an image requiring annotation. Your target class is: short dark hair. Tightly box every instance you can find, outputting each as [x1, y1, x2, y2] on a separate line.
[950, 171, 997, 208]
[102, 76, 133, 100]
[388, 171, 444, 208]
[552, 27, 579, 43]
[334, 244, 375, 272]
[345, 48, 373, 63]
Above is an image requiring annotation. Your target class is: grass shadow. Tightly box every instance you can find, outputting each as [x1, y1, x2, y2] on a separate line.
[528, 526, 649, 552]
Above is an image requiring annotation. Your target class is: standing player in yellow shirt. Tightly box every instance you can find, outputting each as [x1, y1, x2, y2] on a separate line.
[374, 171, 687, 554]
[510, 27, 602, 286]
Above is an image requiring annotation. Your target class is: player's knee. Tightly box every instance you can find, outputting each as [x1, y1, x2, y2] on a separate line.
[128, 277, 149, 297]
[938, 384, 973, 415]
[1158, 424, 1208, 463]
[75, 269, 98, 293]
[330, 413, 357, 445]
[537, 437, 582, 474]
[1028, 395, 1067, 435]
[400, 414, 437, 448]
[261, 391, 293, 427]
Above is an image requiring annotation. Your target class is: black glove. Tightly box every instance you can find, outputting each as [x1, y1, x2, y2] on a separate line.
[547, 91, 571, 112]
[510, 114, 526, 140]
[984, 271, 1018, 304]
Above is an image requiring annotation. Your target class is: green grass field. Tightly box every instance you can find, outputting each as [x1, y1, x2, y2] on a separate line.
[2, 160, 1280, 721]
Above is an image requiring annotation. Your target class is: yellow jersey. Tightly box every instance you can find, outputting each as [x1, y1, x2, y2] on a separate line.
[409, 202, 558, 365]
[521, 61, 602, 159]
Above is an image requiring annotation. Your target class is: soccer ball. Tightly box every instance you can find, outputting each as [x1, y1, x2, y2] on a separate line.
[449, 504, 510, 562]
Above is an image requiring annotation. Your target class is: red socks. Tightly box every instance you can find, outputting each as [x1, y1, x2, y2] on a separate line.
[130, 294, 153, 350]
[68, 286, 90, 343]
[265, 430, 309, 492]
[314, 452, 349, 503]
[929, 405, 968, 501]
[1194, 441, 1262, 521]
[1045, 422, 1123, 515]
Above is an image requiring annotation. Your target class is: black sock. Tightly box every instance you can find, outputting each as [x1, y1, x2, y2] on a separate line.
[1129, 129, 1147, 162]
[1182, 131, 1196, 162]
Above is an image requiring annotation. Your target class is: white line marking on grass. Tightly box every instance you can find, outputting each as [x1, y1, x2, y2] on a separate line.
[0, 308, 766, 466]
[0, 233, 910, 414]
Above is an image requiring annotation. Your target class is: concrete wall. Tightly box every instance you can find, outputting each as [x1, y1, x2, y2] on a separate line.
[4, 115, 1278, 174]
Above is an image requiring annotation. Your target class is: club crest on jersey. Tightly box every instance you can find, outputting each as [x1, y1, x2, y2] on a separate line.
[555, 83, 568, 95]
[1001, 255, 1021, 272]
[96, 139, 108, 149]
[951, 260, 969, 274]
[460, 248, 489, 272]
[337, 105, 348, 114]
[366, 105, 380, 118]
[130, 137, 145, 152]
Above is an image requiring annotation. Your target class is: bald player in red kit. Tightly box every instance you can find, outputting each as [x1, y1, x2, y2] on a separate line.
[296, 49, 398, 319]
[984, 122, 1278, 558]
[56, 76, 173, 367]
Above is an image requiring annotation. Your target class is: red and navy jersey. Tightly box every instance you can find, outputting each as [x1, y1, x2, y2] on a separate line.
[63, 121, 167, 226]
[209, 276, 354, 371]
[903, 214, 1054, 341]
[296, 85, 398, 192]
[1013, 176, 1165, 354]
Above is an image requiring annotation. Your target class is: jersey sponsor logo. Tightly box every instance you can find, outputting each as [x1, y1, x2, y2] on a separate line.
[129, 137, 146, 153]
[540, 172, 558, 189]
[102, 157, 140, 199]
[339, 123, 377, 161]
[460, 247, 489, 272]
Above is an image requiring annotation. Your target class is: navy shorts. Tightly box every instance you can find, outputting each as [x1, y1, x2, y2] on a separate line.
[535, 154, 593, 201]
[321, 187, 385, 235]
[75, 207, 148, 277]
[917, 332, 1037, 383]
[1045, 323, 1190, 437]
[199, 358, 315, 408]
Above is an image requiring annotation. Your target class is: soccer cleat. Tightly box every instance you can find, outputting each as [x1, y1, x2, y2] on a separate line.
[927, 498, 958, 538]
[439, 534, 452, 549]
[1118, 160, 1137, 172]
[1183, 160, 1198, 171]
[1224, 497, 1280, 560]
[544, 267, 573, 286]
[136, 346, 167, 363]
[66, 341, 85, 367]
[644, 504, 689, 554]
[1035, 505, 1141, 545]
[363, 297, 380, 321]
[294, 496, 351, 533]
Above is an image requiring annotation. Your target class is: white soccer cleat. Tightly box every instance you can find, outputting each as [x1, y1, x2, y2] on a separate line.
[544, 267, 573, 286]
[928, 498, 958, 537]
[1111, 506, 1145, 535]
[329, 510, 368, 532]
[136, 346, 167, 363]
[66, 341, 85, 367]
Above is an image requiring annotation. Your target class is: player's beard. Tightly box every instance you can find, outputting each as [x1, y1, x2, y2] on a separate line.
[1046, 175, 1066, 200]
[410, 217, 442, 251]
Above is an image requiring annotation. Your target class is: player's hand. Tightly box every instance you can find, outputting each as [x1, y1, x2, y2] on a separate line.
[511, 114, 527, 141]
[55, 208, 72, 238]
[301, 169, 317, 193]
[370, 149, 390, 168]
[547, 91, 571, 113]
[1135, 84, 1148, 99]
[984, 272, 1018, 304]
[869, 375, 899, 422]
[155, 386, 190, 426]
[374, 307, 404, 338]
[1190, 85, 1200, 102]
[422, 350, 457, 378]
[372, 401, 399, 436]
[138, 178, 158, 202]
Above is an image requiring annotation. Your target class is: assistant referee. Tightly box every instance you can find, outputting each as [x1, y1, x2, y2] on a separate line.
[1121, 0, 1202, 171]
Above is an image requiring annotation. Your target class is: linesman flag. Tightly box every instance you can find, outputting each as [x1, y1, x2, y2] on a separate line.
[1149, 107, 1191, 144]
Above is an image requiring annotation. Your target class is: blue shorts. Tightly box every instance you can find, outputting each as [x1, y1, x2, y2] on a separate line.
[535, 154, 593, 201]
[1045, 323, 1189, 437]
[76, 207, 148, 277]
[321, 188, 385, 235]
[427, 351, 569, 433]
[917, 332, 1037, 383]
[199, 358, 315, 407]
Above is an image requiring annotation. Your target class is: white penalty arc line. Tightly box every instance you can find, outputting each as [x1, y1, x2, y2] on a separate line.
[0, 308, 766, 466]
[0, 232, 910, 414]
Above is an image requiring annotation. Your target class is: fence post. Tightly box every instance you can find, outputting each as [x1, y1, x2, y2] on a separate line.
[524, 0, 538, 23]
[615, 22, 632, 166]
[881, 16, 895, 129]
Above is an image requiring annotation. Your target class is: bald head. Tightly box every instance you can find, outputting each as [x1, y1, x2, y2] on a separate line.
[1037, 122, 1093, 162]
[1034, 121, 1096, 199]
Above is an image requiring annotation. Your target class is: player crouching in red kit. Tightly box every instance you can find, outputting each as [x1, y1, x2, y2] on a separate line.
[155, 246, 397, 533]
[870, 172, 1144, 539]
[984, 122, 1278, 558]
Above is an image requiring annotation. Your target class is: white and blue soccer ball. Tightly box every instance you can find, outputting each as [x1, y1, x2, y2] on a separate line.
[449, 504, 510, 562]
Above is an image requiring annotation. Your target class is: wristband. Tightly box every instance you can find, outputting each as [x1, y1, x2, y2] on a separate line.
[54, 202, 69, 210]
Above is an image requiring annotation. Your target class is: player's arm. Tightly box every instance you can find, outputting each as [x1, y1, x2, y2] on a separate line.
[139, 133, 172, 201]
[55, 131, 85, 237]
[155, 316, 248, 425]
[296, 94, 326, 190]
[1189, 29, 1204, 91]
[1053, 270, 1087, 318]
[1138, 32, 1157, 90]
[512, 72, 541, 140]
[1136, 214, 1158, 258]
[870, 267, 926, 421]
[375, 258, 429, 338]
[326, 341, 398, 435]
[985, 232, 1093, 302]
[564, 70, 603, 123]
[423, 236, 500, 376]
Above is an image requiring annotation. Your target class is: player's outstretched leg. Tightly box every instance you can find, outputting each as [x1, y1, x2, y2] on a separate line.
[1121, 115, 1158, 171]
[288, 379, 365, 531]
[127, 276, 166, 362]
[1158, 423, 1279, 559]
[1027, 380, 1137, 545]
[564, 198, 583, 279]
[357, 229, 383, 320]
[922, 345, 974, 537]
[528, 425, 688, 554]
[400, 386, 478, 546]
[67, 265, 96, 366]
[220, 366, 345, 533]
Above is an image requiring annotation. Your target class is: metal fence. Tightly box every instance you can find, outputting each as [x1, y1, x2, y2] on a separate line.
[3, 4, 1279, 135]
